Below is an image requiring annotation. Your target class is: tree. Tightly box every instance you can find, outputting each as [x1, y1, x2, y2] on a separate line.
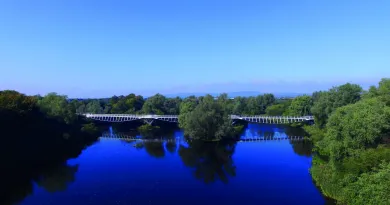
[319, 97, 390, 164]
[37, 93, 76, 124]
[163, 97, 182, 115]
[342, 162, 390, 205]
[85, 100, 103, 114]
[265, 99, 291, 116]
[364, 78, 390, 105]
[178, 95, 234, 140]
[0, 90, 38, 115]
[216, 93, 233, 113]
[285, 95, 312, 116]
[311, 83, 362, 128]
[232, 97, 247, 115]
[178, 96, 198, 129]
[141, 94, 166, 114]
[265, 104, 286, 116]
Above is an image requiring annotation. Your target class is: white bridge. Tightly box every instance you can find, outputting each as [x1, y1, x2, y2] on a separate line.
[81, 113, 314, 125]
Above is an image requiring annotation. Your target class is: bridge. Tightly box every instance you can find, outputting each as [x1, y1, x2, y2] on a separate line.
[81, 113, 314, 125]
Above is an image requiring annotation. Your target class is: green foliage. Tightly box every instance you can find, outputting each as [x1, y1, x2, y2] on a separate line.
[363, 78, 390, 105]
[231, 97, 247, 115]
[308, 79, 390, 204]
[265, 103, 288, 116]
[311, 158, 390, 205]
[137, 124, 161, 135]
[311, 83, 362, 128]
[163, 97, 182, 114]
[285, 95, 312, 116]
[303, 125, 326, 143]
[81, 123, 99, 135]
[85, 101, 103, 114]
[178, 95, 234, 140]
[141, 94, 168, 114]
[0, 90, 38, 115]
[320, 98, 390, 164]
[178, 96, 198, 129]
[36, 93, 77, 124]
[342, 162, 390, 205]
[341, 146, 390, 175]
[109, 94, 144, 114]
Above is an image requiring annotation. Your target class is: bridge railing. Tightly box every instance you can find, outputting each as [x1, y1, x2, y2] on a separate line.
[81, 113, 179, 118]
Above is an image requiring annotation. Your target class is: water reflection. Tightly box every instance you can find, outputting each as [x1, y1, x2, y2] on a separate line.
[290, 140, 313, 157]
[3, 124, 325, 205]
[35, 164, 79, 193]
[132, 127, 178, 158]
[1, 163, 79, 205]
[178, 138, 237, 184]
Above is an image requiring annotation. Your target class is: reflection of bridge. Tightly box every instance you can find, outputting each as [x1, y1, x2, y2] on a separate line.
[81, 113, 314, 125]
[99, 133, 305, 142]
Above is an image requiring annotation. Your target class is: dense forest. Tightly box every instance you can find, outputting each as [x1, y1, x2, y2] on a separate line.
[1, 78, 389, 204]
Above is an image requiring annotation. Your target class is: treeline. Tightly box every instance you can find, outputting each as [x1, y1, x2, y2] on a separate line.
[70, 92, 313, 140]
[302, 79, 390, 205]
[71, 93, 312, 116]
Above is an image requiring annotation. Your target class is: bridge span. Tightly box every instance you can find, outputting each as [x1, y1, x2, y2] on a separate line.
[81, 113, 314, 125]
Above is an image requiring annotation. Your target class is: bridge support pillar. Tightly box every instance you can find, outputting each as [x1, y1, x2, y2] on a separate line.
[143, 119, 154, 125]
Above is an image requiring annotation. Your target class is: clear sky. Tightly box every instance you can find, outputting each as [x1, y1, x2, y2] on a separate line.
[0, 0, 389, 98]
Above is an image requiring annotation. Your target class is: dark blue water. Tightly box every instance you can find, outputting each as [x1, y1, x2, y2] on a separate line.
[19, 124, 326, 205]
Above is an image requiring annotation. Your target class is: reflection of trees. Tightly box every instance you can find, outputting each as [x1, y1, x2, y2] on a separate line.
[178, 139, 237, 184]
[0, 163, 79, 205]
[35, 163, 79, 193]
[165, 141, 177, 154]
[144, 141, 166, 158]
[134, 127, 178, 158]
[284, 125, 306, 137]
[283, 125, 313, 156]
[289, 140, 313, 157]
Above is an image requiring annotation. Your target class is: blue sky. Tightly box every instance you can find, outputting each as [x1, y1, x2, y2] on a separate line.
[0, 0, 389, 98]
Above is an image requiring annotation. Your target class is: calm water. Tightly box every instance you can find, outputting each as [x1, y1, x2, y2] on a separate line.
[17, 124, 326, 205]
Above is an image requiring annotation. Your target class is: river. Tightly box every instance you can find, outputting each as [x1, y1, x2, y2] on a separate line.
[6, 123, 331, 205]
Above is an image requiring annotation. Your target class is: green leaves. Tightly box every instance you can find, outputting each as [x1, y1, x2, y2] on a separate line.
[37, 93, 76, 124]
[0, 90, 38, 115]
[178, 94, 234, 140]
[285, 95, 312, 116]
[311, 83, 363, 128]
[322, 97, 390, 163]
[342, 162, 390, 205]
